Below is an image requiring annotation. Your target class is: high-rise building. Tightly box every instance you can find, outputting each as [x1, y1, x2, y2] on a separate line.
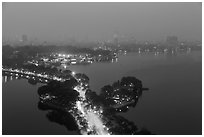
[166, 36, 178, 46]
[113, 34, 119, 46]
[22, 34, 28, 42]
[20, 34, 28, 46]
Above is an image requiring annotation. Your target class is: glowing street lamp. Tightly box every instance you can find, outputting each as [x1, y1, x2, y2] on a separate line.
[72, 71, 76, 76]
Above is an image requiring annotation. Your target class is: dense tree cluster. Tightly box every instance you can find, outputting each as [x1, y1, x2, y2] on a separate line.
[106, 115, 152, 135]
[5, 60, 152, 134]
[36, 75, 152, 135]
[38, 79, 79, 110]
[46, 110, 79, 132]
[75, 73, 89, 85]
[2, 45, 112, 68]
[99, 76, 145, 109]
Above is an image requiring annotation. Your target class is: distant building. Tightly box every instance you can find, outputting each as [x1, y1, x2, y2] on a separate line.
[166, 36, 178, 46]
[20, 34, 28, 45]
[113, 34, 119, 46]
[22, 34, 28, 42]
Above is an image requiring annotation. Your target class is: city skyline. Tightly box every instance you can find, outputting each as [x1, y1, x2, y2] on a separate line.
[3, 2, 202, 43]
[2, 2, 202, 135]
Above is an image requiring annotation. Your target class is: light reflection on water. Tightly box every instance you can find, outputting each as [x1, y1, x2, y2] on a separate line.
[2, 51, 202, 135]
[68, 51, 202, 135]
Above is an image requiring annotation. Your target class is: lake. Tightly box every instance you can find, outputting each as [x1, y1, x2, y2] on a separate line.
[2, 51, 202, 135]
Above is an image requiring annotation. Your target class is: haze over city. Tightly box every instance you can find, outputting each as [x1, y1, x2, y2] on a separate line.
[3, 2, 202, 43]
[2, 2, 202, 135]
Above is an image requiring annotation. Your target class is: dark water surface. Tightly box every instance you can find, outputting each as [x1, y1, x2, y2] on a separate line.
[2, 51, 202, 135]
[2, 80, 79, 135]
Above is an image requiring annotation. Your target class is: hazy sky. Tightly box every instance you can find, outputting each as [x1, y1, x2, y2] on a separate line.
[2, 2, 202, 42]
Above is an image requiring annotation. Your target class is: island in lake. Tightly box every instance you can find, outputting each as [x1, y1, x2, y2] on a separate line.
[3, 63, 152, 135]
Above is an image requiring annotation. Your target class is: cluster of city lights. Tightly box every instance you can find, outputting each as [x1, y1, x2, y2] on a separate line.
[2, 68, 65, 83]
[68, 75, 111, 135]
[3, 67, 111, 135]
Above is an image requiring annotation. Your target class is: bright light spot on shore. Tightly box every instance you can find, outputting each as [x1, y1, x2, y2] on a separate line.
[4, 65, 113, 135]
[72, 71, 76, 75]
[63, 65, 67, 69]
[70, 80, 110, 135]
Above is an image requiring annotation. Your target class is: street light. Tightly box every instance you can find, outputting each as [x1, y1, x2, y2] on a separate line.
[72, 71, 76, 75]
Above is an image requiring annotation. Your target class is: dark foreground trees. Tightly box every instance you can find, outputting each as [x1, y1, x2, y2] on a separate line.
[35, 75, 152, 135]
[38, 80, 79, 110]
[99, 76, 147, 110]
